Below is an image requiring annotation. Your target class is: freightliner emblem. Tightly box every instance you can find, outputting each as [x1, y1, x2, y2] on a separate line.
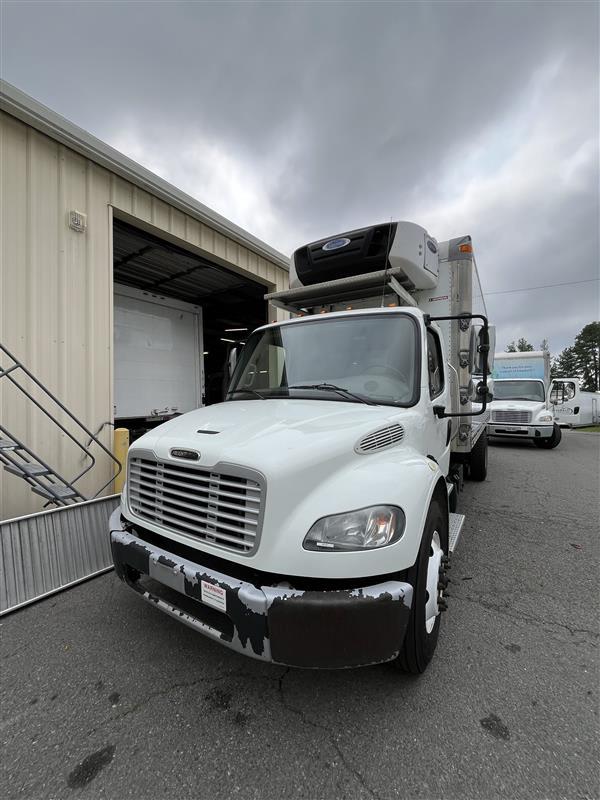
[322, 237, 351, 252]
[170, 448, 199, 461]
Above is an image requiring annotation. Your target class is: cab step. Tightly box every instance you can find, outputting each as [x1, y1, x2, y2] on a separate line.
[448, 513, 465, 553]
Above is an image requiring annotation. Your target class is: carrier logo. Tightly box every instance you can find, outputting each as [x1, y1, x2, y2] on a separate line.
[322, 237, 351, 252]
[170, 448, 199, 461]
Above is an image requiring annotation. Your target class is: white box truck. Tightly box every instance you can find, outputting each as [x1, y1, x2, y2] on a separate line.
[488, 351, 562, 448]
[551, 378, 600, 428]
[109, 221, 494, 673]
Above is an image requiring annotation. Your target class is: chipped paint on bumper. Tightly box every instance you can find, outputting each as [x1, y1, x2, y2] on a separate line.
[109, 509, 413, 669]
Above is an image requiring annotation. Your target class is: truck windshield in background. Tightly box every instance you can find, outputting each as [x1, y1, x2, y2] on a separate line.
[227, 313, 418, 406]
[493, 380, 545, 402]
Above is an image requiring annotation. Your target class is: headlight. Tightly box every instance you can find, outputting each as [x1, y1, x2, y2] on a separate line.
[538, 414, 553, 422]
[303, 505, 405, 552]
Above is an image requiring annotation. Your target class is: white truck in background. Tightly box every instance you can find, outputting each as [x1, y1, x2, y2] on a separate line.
[551, 378, 600, 428]
[488, 351, 562, 448]
[110, 220, 494, 673]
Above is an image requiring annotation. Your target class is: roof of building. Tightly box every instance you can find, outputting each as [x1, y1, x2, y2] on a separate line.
[0, 80, 290, 271]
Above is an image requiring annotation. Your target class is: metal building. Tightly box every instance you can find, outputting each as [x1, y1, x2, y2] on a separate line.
[0, 81, 290, 522]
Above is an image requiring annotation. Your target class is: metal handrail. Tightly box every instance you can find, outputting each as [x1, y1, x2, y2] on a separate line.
[0, 343, 122, 499]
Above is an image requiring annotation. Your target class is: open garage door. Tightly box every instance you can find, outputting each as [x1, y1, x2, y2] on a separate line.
[112, 218, 268, 436]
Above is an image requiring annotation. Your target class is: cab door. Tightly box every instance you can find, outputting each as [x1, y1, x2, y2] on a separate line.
[550, 378, 579, 425]
[426, 326, 451, 474]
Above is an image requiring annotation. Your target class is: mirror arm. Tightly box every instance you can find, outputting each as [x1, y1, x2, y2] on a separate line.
[426, 313, 491, 418]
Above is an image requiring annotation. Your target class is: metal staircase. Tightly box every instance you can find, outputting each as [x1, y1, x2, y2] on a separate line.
[0, 343, 121, 507]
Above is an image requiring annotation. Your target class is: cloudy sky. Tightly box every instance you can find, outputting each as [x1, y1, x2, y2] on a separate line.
[2, 0, 598, 353]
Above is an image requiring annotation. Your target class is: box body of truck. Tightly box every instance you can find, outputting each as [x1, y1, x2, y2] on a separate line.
[114, 285, 203, 421]
[110, 221, 493, 672]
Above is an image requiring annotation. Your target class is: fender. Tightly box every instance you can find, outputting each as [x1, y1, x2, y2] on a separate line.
[249, 445, 450, 580]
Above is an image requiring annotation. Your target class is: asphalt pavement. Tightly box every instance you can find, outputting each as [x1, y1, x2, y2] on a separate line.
[1, 430, 599, 800]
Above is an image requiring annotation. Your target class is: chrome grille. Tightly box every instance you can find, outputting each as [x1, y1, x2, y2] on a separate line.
[492, 410, 531, 424]
[356, 423, 405, 454]
[127, 457, 263, 554]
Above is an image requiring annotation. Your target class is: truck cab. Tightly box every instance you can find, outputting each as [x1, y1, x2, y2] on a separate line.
[488, 351, 561, 448]
[551, 378, 600, 428]
[110, 221, 493, 673]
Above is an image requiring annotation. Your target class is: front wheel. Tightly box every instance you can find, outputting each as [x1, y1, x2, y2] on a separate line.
[533, 424, 562, 449]
[395, 498, 449, 674]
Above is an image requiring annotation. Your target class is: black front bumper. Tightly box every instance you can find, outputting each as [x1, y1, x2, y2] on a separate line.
[109, 510, 413, 669]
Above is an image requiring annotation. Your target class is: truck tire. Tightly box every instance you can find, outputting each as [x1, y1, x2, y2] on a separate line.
[467, 430, 488, 481]
[534, 424, 562, 449]
[395, 498, 448, 674]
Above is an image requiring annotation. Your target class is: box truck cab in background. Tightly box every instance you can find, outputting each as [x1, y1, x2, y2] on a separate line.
[488, 351, 562, 448]
[551, 378, 600, 428]
[110, 221, 494, 674]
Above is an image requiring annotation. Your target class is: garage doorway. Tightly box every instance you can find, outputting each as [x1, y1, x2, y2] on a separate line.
[112, 218, 268, 438]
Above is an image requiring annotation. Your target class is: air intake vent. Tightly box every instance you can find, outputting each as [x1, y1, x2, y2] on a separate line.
[356, 424, 405, 454]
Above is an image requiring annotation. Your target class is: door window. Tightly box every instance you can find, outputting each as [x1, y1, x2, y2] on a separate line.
[550, 380, 576, 404]
[427, 329, 444, 399]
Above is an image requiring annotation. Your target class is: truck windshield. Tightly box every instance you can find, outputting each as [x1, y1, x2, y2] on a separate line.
[227, 314, 418, 406]
[493, 380, 545, 402]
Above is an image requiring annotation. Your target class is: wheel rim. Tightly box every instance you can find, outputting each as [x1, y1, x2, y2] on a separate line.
[425, 531, 444, 634]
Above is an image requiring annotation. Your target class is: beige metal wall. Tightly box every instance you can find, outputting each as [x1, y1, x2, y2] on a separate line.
[0, 110, 289, 520]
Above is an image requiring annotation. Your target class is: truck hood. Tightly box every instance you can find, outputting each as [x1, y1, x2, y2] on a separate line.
[130, 399, 401, 477]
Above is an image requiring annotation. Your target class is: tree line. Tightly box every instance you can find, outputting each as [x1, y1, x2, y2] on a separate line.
[504, 322, 600, 392]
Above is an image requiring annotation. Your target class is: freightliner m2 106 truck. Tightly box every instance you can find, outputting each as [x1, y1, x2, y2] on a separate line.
[110, 221, 494, 673]
[488, 351, 562, 448]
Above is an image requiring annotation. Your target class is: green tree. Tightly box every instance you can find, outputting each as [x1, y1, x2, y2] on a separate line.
[573, 322, 600, 391]
[506, 338, 534, 352]
[551, 346, 579, 379]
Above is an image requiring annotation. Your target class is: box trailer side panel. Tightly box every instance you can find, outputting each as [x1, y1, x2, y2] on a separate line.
[114, 287, 203, 420]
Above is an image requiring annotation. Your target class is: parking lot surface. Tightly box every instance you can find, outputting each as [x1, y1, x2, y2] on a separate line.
[1, 430, 599, 800]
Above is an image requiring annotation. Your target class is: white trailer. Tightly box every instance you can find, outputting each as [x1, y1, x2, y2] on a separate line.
[113, 285, 203, 423]
[488, 351, 562, 448]
[551, 378, 600, 427]
[109, 221, 494, 673]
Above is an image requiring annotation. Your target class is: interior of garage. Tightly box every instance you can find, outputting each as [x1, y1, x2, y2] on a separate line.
[112, 219, 268, 436]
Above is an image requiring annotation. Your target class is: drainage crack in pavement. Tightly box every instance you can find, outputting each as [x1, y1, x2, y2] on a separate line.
[277, 667, 381, 800]
[83, 669, 266, 737]
[452, 593, 599, 643]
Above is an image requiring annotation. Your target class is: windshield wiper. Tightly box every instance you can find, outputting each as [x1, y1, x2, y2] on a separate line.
[228, 388, 266, 400]
[288, 383, 377, 406]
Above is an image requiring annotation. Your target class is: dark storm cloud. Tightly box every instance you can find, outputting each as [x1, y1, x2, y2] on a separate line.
[2, 0, 598, 352]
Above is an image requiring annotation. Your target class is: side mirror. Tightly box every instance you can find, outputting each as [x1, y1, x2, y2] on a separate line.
[469, 324, 495, 375]
[224, 342, 244, 392]
[467, 378, 493, 404]
[228, 347, 238, 376]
